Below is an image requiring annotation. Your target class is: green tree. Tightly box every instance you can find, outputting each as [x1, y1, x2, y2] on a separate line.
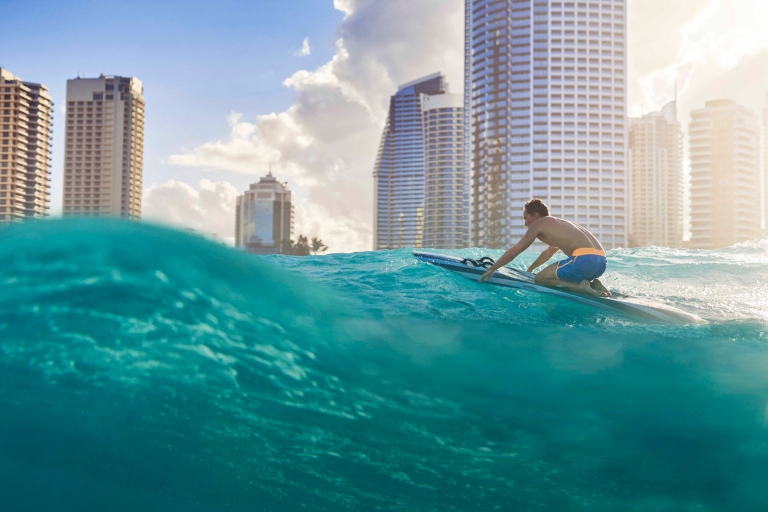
[281, 235, 329, 256]
[310, 237, 328, 255]
[293, 235, 311, 256]
[280, 238, 295, 255]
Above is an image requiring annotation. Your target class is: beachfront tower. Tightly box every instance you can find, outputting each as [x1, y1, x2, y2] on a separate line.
[374, 73, 469, 250]
[467, 0, 628, 249]
[689, 99, 760, 250]
[0, 68, 54, 223]
[422, 93, 468, 248]
[63, 75, 145, 219]
[235, 172, 294, 254]
[628, 101, 683, 247]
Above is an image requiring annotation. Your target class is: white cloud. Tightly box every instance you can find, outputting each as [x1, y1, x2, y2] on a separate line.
[629, 0, 768, 116]
[333, 0, 354, 18]
[295, 37, 311, 57]
[167, 0, 464, 253]
[143, 179, 238, 245]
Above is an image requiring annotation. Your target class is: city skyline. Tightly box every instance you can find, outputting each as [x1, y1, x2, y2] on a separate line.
[3, 0, 768, 250]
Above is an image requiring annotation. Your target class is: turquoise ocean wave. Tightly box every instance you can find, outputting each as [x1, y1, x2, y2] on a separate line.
[1, 219, 767, 511]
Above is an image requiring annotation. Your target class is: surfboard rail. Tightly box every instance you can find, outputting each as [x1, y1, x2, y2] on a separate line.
[413, 251, 707, 325]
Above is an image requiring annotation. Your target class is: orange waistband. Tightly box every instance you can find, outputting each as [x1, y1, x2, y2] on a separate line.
[572, 248, 606, 257]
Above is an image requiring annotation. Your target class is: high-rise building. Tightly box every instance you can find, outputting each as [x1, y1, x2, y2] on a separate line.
[235, 172, 294, 254]
[628, 101, 683, 247]
[0, 68, 53, 223]
[422, 93, 468, 248]
[464, 0, 474, 247]
[763, 93, 768, 233]
[689, 99, 760, 250]
[63, 75, 145, 219]
[467, 0, 628, 249]
[375, 73, 468, 250]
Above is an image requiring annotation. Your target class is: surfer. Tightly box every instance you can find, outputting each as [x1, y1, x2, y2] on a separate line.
[478, 199, 612, 297]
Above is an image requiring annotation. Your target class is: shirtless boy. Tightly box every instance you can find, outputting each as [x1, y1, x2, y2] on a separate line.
[478, 199, 611, 298]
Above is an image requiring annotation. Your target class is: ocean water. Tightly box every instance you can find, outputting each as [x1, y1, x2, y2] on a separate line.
[1, 220, 767, 512]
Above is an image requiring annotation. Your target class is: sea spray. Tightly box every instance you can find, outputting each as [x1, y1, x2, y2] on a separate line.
[0, 220, 767, 511]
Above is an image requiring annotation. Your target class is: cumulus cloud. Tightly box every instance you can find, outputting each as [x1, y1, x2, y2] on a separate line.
[143, 179, 238, 245]
[167, 0, 464, 253]
[295, 37, 311, 57]
[629, 0, 768, 116]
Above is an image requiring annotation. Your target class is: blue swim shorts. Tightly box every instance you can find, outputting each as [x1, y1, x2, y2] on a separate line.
[555, 248, 607, 284]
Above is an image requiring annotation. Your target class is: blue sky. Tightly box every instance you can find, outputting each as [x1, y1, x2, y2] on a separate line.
[1, 0, 343, 211]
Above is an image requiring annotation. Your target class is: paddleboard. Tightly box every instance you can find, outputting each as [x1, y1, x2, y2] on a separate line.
[413, 251, 707, 325]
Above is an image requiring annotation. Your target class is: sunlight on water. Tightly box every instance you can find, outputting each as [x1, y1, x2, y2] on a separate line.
[0, 220, 767, 511]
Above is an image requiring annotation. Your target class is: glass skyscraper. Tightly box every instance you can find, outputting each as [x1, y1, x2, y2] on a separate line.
[374, 74, 468, 250]
[235, 172, 294, 254]
[467, 0, 628, 249]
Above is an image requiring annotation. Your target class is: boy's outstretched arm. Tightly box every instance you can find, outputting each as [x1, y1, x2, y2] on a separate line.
[527, 246, 559, 273]
[478, 222, 542, 282]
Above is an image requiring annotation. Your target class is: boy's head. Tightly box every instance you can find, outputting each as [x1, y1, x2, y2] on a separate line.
[523, 199, 550, 227]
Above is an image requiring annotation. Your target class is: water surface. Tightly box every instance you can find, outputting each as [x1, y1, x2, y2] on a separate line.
[1, 220, 767, 511]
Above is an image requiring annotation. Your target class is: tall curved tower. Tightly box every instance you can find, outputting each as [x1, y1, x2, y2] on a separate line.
[374, 73, 446, 250]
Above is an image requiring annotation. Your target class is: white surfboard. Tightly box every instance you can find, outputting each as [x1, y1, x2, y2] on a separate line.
[413, 251, 707, 325]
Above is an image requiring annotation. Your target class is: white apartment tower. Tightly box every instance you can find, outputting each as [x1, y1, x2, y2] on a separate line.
[467, 0, 628, 249]
[63, 75, 145, 219]
[422, 93, 468, 248]
[235, 172, 294, 254]
[689, 99, 760, 249]
[628, 101, 683, 247]
[0, 68, 53, 223]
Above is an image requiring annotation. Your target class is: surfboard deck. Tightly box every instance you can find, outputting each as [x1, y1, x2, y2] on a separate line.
[413, 251, 707, 325]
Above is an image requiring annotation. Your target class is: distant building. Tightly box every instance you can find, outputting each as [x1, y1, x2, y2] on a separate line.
[63, 75, 145, 219]
[628, 101, 683, 247]
[763, 93, 768, 232]
[373, 73, 468, 250]
[689, 99, 760, 250]
[422, 93, 468, 249]
[235, 173, 293, 254]
[374, 73, 443, 250]
[467, 0, 628, 249]
[0, 68, 54, 223]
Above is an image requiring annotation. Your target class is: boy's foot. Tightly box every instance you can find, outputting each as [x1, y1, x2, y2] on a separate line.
[577, 279, 604, 296]
[590, 278, 612, 298]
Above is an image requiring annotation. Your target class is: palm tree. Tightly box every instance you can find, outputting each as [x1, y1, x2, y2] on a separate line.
[310, 237, 328, 255]
[281, 235, 328, 256]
